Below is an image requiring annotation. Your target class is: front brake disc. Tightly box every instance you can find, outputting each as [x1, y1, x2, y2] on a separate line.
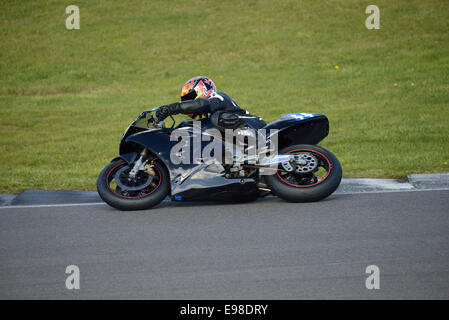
[114, 165, 153, 191]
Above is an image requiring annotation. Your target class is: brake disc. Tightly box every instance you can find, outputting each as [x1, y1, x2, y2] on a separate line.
[114, 165, 153, 191]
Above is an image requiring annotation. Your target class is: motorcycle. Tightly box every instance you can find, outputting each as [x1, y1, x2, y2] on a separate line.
[97, 108, 342, 210]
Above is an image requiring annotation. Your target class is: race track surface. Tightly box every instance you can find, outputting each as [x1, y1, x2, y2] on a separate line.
[1, 190, 448, 299]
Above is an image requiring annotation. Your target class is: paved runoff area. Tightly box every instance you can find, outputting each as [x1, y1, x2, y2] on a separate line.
[0, 174, 448, 299]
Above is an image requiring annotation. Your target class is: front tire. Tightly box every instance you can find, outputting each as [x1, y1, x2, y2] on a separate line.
[97, 159, 170, 210]
[264, 144, 342, 202]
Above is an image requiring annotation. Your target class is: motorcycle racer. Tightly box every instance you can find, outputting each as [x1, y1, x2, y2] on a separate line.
[155, 76, 266, 131]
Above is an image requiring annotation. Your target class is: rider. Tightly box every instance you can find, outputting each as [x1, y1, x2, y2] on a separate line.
[155, 76, 266, 131]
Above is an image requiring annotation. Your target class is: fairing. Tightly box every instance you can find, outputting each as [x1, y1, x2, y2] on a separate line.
[264, 113, 329, 149]
[117, 112, 329, 201]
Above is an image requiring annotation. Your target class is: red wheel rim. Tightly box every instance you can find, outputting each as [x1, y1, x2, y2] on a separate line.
[276, 149, 331, 187]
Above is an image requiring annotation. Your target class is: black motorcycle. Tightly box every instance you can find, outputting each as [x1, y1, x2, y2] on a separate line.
[97, 108, 342, 210]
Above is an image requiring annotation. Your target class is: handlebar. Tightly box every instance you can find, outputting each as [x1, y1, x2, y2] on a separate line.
[143, 107, 175, 129]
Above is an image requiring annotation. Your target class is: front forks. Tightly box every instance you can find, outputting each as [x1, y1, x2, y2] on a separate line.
[129, 148, 148, 179]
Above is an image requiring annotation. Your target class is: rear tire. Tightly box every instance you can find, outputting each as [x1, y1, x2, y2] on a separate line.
[264, 144, 342, 202]
[97, 159, 170, 210]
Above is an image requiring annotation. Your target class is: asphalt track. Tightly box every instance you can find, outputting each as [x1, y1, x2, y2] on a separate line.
[1, 190, 448, 299]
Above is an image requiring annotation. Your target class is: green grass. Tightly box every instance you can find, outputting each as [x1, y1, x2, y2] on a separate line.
[1, 0, 448, 193]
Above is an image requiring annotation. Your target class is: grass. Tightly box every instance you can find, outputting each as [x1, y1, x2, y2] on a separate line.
[0, 0, 448, 193]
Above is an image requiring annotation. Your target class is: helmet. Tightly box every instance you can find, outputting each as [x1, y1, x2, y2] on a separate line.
[180, 76, 216, 101]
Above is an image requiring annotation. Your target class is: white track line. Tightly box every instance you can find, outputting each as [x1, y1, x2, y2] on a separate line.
[333, 187, 449, 195]
[0, 202, 107, 209]
[0, 188, 448, 209]
[0, 198, 174, 209]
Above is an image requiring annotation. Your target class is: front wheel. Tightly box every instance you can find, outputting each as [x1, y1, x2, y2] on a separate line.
[263, 144, 342, 202]
[97, 159, 170, 210]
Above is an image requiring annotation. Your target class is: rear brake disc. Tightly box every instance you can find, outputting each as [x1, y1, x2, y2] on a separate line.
[292, 152, 318, 173]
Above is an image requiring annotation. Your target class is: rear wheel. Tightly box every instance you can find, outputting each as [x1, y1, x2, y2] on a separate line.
[264, 144, 342, 202]
[97, 159, 169, 210]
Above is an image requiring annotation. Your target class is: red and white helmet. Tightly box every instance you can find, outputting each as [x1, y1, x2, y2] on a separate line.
[180, 76, 216, 101]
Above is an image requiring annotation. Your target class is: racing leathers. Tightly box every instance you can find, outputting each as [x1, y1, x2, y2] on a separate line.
[155, 91, 266, 131]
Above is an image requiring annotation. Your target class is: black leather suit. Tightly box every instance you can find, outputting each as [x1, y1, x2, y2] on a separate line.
[157, 92, 266, 131]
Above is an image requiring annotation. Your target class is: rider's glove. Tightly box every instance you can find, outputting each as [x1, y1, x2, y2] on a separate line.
[155, 103, 180, 121]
